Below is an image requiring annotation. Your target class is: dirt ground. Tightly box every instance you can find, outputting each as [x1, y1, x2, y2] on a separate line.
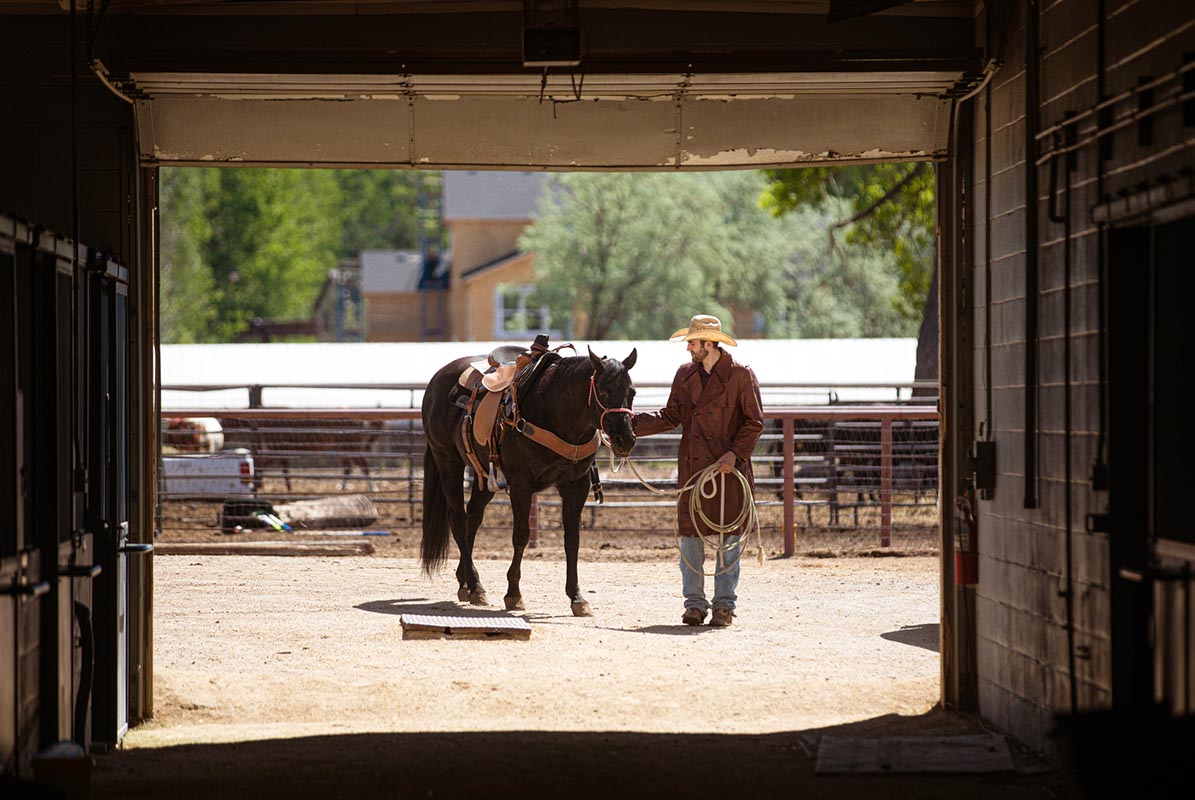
[158, 488, 941, 560]
[158, 464, 941, 555]
[134, 554, 944, 742]
[87, 552, 1070, 799]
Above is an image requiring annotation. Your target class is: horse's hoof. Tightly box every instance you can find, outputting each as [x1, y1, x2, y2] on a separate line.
[457, 587, 471, 602]
[570, 601, 593, 617]
[504, 596, 525, 611]
[469, 591, 488, 606]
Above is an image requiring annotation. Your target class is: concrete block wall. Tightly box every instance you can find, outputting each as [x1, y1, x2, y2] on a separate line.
[970, 0, 1194, 749]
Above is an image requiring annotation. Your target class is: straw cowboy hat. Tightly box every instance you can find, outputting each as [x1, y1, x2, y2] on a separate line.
[668, 314, 738, 347]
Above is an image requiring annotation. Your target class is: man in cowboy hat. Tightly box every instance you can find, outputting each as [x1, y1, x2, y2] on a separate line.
[631, 314, 764, 627]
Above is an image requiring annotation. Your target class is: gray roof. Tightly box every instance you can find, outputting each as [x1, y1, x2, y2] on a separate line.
[443, 171, 546, 221]
[360, 250, 423, 293]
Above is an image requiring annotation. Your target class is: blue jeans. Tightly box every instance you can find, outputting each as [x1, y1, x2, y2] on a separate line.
[679, 534, 740, 611]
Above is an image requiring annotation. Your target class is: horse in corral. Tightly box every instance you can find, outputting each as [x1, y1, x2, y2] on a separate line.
[420, 345, 637, 616]
[161, 417, 224, 453]
[218, 416, 382, 492]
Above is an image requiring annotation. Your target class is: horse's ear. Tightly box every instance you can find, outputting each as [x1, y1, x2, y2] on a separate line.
[588, 346, 603, 373]
[622, 348, 637, 371]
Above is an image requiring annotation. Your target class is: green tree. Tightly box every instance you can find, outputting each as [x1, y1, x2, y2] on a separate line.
[159, 167, 218, 343]
[519, 172, 788, 339]
[332, 169, 431, 257]
[761, 162, 934, 322]
[202, 168, 344, 340]
[761, 163, 937, 384]
[158, 167, 439, 343]
[768, 199, 913, 339]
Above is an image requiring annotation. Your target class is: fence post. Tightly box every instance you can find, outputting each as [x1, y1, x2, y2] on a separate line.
[783, 416, 795, 557]
[880, 418, 892, 548]
[409, 428, 416, 523]
[528, 494, 540, 548]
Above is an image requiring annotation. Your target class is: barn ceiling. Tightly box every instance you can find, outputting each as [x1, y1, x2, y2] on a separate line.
[10, 0, 982, 168]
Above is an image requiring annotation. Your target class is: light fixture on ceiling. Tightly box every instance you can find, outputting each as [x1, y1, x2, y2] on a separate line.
[522, 0, 582, 68]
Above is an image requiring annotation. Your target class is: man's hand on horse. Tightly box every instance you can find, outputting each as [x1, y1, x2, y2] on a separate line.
[716, 451, 736, 475]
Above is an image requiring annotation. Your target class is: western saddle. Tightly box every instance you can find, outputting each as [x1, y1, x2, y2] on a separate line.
[452, 335, 602, 492]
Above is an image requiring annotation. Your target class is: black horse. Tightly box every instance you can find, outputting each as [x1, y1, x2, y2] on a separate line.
[420, 347, 637, 616]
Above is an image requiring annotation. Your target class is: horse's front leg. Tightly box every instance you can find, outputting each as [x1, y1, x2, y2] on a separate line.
[560, 474, 592, 617]
[504, 482, 533, 611]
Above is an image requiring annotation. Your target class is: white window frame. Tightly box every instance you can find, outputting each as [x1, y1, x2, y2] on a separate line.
[493, 283, 560, 340]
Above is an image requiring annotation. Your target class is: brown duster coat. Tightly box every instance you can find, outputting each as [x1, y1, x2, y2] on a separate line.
[632, 350, 764, 537]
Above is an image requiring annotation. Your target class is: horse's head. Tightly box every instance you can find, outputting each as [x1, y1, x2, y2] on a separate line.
[162, 418, 205, 452]
[587, 347, 638, 458]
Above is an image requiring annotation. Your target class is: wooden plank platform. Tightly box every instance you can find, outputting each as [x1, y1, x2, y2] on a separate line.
[815, 734, 1014, 774]
[400, 614, 532, 640]
[154, 541, 375, 557]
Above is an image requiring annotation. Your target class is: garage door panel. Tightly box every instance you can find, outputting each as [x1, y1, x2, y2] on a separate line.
[679, 93, 950, 166]
[137, 90, 953, 169]
[137, 96, 413, 166]
[413, 95, 680, 169]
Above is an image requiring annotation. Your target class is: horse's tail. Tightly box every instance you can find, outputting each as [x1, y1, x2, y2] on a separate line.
[420, 444, 451, 575]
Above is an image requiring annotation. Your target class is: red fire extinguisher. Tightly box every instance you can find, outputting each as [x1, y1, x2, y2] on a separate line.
[955, 488, 978, 587]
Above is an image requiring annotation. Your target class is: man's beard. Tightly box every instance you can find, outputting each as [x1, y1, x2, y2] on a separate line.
[690, 345, 707, 364]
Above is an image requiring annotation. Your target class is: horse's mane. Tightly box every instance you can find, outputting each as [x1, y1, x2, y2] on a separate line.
[518, 351, 564, 396]
[521, 352, 608, 396]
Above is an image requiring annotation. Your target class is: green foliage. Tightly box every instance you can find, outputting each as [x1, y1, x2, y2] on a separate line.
[521, 170, 916, 340]
[519, 172, 787, 339]
[202, 169, 342, 340]
[332, 170, 431, 257]
[158, 167, 436, 343]
[761, 162, 936, 323]
[769, 200, 914, 339]
[159, 168, 218, 343]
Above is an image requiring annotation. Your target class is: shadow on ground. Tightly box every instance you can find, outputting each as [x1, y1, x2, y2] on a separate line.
[879, 623, 940, 652]
[86, 710, 1070, 800]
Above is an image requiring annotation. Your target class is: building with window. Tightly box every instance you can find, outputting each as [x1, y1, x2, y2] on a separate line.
[362, 171, 550, 342]
[364, 170, 764, 342]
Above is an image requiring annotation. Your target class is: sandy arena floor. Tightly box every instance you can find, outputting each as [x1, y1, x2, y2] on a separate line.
[130, 554, 941, 745]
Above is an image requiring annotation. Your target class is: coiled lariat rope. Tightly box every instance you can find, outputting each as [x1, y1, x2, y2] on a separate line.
[612, 453, 766, 576]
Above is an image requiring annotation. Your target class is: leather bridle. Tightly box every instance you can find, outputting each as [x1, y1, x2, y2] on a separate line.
[588, 373, 633, 443]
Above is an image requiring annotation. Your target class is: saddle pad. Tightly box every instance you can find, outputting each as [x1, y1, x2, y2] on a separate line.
[458, 366, 481, 389]
[473, 389, 504, 447]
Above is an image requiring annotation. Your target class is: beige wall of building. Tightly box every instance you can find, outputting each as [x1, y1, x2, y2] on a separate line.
[365, 290, 448, 342]
[454, 253, 537, 341]
[448, 220, 528, 280]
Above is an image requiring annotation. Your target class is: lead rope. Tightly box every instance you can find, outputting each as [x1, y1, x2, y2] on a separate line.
[588, 372, 760, 574]
[618, 456, 765, 577]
